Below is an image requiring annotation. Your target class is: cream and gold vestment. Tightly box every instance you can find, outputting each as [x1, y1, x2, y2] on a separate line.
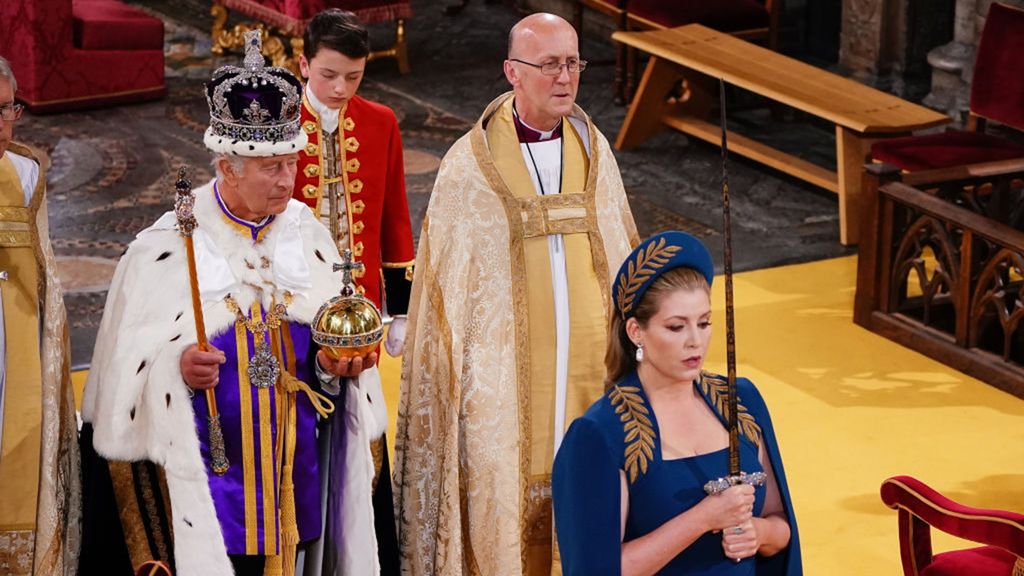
[393, 93, 638, 576]
[0, 142, 80, 575]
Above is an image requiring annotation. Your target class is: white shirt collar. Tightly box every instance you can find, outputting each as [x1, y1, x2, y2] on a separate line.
[305, 84, 340, 134]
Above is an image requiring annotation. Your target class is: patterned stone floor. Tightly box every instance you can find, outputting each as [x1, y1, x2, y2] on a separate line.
[27, 0, 861, 365]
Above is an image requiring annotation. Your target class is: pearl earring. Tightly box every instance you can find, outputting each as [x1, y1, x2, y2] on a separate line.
[635, 344, 644, 363]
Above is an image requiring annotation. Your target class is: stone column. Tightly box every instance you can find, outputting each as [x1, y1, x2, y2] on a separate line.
[922, 0, 977, 116]
[839, 0, 909, 92]
[924, 0, 1024, 119]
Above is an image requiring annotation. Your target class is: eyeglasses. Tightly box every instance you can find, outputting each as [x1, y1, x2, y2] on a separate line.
[509, 58, 587, 76]
[0, 103, 23, 122]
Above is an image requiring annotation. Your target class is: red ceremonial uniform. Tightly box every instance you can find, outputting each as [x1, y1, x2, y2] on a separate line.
[293, 94, 415, 314]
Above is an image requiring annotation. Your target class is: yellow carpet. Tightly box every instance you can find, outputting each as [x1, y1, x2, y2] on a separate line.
[73, 255, 1024, 574]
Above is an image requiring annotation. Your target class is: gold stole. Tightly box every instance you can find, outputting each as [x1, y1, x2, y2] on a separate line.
[0, 153, 43, 539]
[487, 100, 608, 575]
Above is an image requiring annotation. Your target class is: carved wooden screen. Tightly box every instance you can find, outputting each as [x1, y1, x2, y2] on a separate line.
[855, 159, 1024, 399]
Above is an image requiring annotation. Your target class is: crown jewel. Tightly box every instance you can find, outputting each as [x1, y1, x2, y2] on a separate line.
[203, 30, 306, 156]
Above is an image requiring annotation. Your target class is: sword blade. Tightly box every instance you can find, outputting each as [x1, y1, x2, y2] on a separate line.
[718, 79, 740, 478]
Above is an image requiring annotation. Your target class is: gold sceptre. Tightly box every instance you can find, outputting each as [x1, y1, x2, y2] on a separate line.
[174, 166, 230, 476]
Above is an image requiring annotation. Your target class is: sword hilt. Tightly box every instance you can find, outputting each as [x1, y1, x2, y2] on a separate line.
[703, 471, 767, 495]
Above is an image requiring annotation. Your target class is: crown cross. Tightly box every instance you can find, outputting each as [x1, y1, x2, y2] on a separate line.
[333, 249, 364, 297]
[243, 30, 265, 72]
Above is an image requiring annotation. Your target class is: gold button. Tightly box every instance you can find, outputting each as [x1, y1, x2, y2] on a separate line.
[352, 221, 365, 234]
[344, 158, 360, 173]
[353, 241, 364, 257]
[305, 143, 319, 156]
[347, 179, 363, 194]
[345, 136, 359, 153]
[343, 117, 355, 132]
[303, 121, 318, 134]
[405, 267, 414, 282]
[351, 200, 365, 214]
[304, 164, 320, 177]
[302, 184, 318, 198]
[354, 267, 366, 278]
[356, 285, 366, 295]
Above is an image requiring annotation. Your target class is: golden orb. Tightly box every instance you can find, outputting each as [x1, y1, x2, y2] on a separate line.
[311, 249, 384, 360]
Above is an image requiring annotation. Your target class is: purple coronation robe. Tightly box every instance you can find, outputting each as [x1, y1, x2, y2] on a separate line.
[190, 192, 326, 556]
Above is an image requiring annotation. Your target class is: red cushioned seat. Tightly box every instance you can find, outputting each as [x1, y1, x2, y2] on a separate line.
[881, 476, 1024, 576]
[629, 0, 770, 32]
[870, 2, 1024, 172]
[0, 0, 165, 112]
[921, 546, 1018, 576]
[72, 0, 164, 51]
[871, 131, 1024, 172]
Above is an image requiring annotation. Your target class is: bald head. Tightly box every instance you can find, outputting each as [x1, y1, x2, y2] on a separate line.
[503, 13, 581, 132]
[508, 13, 577, 59]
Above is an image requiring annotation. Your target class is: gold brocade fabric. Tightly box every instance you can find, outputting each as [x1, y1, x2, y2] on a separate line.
[394, 93, 638, 576]
[486, 98, 609, 573]
[0, 143, 80, 576]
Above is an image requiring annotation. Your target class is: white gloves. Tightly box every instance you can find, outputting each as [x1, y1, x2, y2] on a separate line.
[384, 316, 407, 357]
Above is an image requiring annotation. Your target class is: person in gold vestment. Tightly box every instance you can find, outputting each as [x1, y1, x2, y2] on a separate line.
[0, 55, 81, 576]
[393, 14, 639, 576]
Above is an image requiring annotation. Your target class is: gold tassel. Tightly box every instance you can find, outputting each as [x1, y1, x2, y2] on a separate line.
[280, 462, 299, 576]
[263, 555, 283, 576]
[278, 376, 301, 576]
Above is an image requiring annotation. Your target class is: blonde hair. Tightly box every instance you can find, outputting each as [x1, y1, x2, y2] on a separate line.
[605, 267, 710, 388]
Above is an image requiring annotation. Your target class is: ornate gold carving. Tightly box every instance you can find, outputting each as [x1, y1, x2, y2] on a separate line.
[615, 237, 681, 317]
[698, 373, 762, 447]
[209, 5, 301, 76]
[609, 385, 654, 484]
[367, 18, 411, 74]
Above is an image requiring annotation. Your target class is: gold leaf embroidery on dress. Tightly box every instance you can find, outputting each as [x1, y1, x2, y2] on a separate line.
[616, 237, 681, 317]
[698, 372, 762, 447]
[609, 384, 655, 484]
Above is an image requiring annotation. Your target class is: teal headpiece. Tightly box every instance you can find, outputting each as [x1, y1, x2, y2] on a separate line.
[613, 231, 714, 319]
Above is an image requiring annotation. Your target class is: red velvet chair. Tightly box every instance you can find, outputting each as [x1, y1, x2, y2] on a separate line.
[871, 2, 1024, 171]
[880, 476, 1024, 576]
[622, 0, 781, 102]
[573, 0, 629, 104]
[0, 0, 165, 113]
[212, 0, 412, 74]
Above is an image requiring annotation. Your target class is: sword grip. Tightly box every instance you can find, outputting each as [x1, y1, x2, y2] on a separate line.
[703, 471, 768, 495]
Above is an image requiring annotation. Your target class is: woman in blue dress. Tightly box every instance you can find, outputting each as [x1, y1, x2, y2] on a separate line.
[552, 231, 801, 576]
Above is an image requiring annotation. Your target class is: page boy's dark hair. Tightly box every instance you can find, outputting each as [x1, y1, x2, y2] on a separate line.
[303, 10, 370, 60]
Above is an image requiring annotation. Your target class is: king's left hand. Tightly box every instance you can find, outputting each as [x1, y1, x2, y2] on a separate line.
[317, 349, 378, 378]
[384, 317, 407, 357]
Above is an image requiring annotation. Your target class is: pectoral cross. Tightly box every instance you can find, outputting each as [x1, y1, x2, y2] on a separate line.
[333, 249, 363, 297]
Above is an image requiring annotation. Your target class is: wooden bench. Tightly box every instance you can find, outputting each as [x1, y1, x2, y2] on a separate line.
[612, 24, 951, 245]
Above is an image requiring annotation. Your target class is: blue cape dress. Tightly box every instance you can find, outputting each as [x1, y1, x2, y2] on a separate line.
[552, 371, 801, 575]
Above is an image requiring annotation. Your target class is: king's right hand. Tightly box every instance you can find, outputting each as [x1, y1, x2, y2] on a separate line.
[181, 344, 227, 390]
